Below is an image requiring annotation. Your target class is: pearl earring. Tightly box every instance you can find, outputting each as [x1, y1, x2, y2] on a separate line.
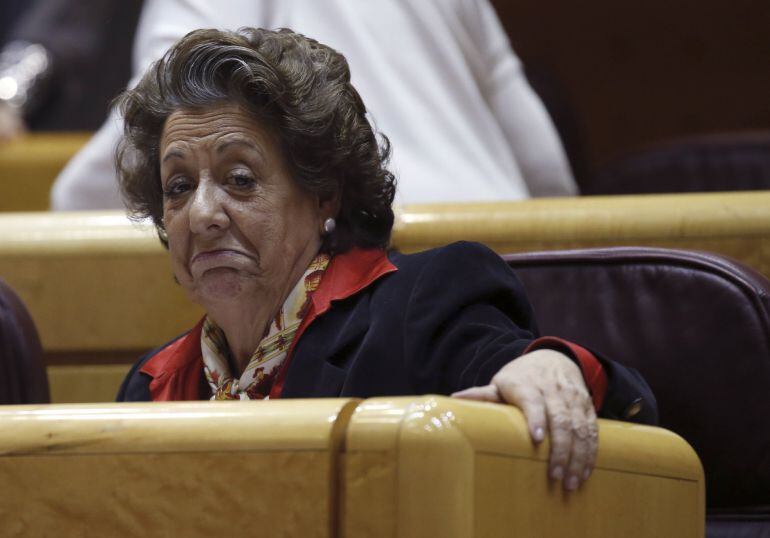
[323, 217, 336, 234]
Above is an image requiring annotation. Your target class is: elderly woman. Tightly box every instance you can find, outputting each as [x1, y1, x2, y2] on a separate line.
[117, 28, 656, 492]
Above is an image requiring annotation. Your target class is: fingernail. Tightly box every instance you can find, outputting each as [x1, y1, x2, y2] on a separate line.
[533, 427, 545, 442]
[550, 466, 564, 481]
[583, 468, 592, 481]
[565, 475, 579, 491]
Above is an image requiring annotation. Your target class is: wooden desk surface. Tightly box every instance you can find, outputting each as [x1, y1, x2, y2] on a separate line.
[0, 397, 704, 537]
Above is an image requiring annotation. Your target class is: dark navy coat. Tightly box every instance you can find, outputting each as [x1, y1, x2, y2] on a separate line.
[118, 242, 657, 425]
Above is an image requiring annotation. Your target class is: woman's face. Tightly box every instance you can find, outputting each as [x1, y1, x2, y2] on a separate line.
[159, 104, 330, 311]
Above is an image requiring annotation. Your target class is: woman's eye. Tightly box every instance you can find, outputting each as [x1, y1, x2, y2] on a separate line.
[228, 172, 256, 189]
[163, 177, 192, 198]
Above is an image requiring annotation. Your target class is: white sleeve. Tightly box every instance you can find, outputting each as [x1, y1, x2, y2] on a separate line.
[131, 0, 265, 80]
[50, 107, 125, 210]
[51, 0, 261, 210]
[473, 0, 577, 197]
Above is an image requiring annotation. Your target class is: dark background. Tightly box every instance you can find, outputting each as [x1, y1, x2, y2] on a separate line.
[493, 0, 770, 175]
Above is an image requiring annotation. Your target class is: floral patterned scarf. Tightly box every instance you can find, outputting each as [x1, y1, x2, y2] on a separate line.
[201, 253, 330, 400]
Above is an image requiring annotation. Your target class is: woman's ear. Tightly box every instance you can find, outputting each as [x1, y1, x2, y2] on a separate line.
[318, 191, 341, 222]
[317, 191, 341, 237]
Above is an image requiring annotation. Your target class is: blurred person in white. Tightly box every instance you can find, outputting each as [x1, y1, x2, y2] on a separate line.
[50, 0, 577, 209]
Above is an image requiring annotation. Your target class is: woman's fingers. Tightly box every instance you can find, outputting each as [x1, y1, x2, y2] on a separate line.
[453, 383, 547, 442]
[564, 388, 597, 491]
[451, 384, 501, 402]
[541, 365, 597, 491]
[453, 350, 599, 491]
[578, 402, 599, 482]
[505, 385, 547, 443]
[542, 389, 573, 484]
[487, 349, 599, 491]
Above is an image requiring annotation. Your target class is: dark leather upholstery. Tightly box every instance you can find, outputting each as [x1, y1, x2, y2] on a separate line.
[504, 247, 770, 533]
[0, 278, 49, 404]
[587, 131, 770, 194]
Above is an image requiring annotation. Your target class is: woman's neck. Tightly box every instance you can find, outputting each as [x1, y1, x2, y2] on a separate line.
[202, 247, 320, 376]
[206, 297, 276, 374]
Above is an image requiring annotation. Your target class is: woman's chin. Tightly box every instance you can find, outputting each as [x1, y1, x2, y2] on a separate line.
[190, 268, 253, 304]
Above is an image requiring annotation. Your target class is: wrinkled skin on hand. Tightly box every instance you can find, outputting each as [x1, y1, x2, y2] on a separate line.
[453, 349, 598, 492]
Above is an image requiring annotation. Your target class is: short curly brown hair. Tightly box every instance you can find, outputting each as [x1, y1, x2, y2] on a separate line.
[116, 27, 396, 252]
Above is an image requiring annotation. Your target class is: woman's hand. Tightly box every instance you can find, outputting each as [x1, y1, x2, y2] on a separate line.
[452, 349, 598, 491]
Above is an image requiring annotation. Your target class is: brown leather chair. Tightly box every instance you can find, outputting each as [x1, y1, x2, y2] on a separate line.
[0, 278, 49, 404]
[587, 131, 770, 195]
[504, 247, 770, 537]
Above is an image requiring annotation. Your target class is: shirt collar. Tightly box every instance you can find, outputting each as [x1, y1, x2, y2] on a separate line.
[310, 247, 397, 316]
[140, 317, 205, 401]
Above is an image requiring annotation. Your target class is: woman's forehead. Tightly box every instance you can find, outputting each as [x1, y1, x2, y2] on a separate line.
[160, 104, 273, 153]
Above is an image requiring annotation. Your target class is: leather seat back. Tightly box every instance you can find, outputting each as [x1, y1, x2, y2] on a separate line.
[0, 278, 49, 404]
[589, 131, 770, 194]
[505, 247, 770, 510]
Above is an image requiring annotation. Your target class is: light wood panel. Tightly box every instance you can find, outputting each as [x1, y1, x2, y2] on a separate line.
[0, 211, 200, 354]
[0, 399, 358, 537]
[0, 133, 90, 211]
[343, 396, 704, 537]
[0, 397, 704, 536]
[47, 364, 131, 403]
[392, 192, 770, 273]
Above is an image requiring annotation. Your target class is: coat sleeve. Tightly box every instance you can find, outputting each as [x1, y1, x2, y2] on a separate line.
[400, 241, 658, 425]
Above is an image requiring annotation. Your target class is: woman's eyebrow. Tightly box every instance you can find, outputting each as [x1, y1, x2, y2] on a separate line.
[161, 148, 186, 164]
[215, 137, 264, 156]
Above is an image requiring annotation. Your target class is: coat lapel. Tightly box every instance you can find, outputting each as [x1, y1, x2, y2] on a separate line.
[278, 248, 395, 398]
[281, 296, 373, 397]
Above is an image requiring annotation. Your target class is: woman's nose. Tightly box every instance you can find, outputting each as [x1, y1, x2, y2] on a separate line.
[188, 177, 229, 235]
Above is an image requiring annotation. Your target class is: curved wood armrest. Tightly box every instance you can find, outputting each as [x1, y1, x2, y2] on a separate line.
[345, 396, 704, 537]
[0, 396, 704, 537]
